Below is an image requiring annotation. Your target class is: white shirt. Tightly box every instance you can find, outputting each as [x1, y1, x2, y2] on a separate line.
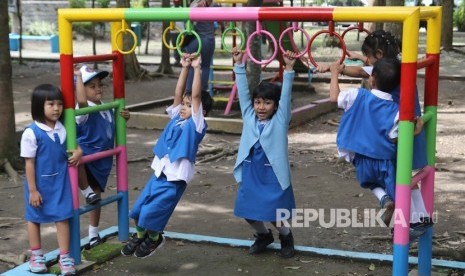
[337, 88, 399, 162]
[75, 100, 112, 125]
[151, 103, 205, 184]
[21, 121, 66, 158]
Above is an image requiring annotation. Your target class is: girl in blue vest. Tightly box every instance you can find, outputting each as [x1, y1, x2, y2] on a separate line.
[74, 65, 130, 248]
[121, 53, 213, 259]
[20, 84, 82, 275]
[317, 30, 428, 226]
[330, 58, 432, 240]
[232, 48, 297, 258]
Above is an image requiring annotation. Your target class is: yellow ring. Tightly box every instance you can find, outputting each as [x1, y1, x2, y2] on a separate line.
[162, 26, 184, 50]
[113, 28, 138, 55]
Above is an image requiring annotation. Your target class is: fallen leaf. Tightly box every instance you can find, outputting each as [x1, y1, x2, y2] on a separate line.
[284, 266, 301, 270]
[368, 263, 376, 271]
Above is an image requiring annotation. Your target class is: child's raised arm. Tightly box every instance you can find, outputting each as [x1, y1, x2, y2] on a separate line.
[190, 54, 202, 114]
[232, 47, 243, 65]
[173, 53, 193, 107]
[329, 61, 342, 102]
[74, 65, 88, 108]
[283, 50, 297, 71]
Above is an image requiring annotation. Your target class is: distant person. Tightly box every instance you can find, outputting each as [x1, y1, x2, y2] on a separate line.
[74, 65, 130, 248]
[21, 84, 82, 275]
[232, 48, 297, 258]
[329, 58, 432, 240]
[183, 0, 216, 92]
[121, 53, 213, 258]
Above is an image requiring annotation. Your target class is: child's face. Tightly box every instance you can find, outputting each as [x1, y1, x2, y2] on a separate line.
[179, 95, 193, 120]
[253, 97, 276, 121]
[43, 99, 63, 125]
[85, 78, 106, 103]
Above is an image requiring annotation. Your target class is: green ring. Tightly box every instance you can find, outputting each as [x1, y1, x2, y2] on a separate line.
[221, 26, 245, 53]
[176, 30, 202, 57]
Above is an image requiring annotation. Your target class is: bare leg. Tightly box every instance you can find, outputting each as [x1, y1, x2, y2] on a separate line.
[55, 220, 70, 252]
[27, 221, 41, 249]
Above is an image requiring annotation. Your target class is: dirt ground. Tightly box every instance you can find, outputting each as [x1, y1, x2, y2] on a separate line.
[1, 49, 465, 275]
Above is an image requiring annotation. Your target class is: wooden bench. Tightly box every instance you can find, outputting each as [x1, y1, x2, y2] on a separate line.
[9, 33, 59, 53]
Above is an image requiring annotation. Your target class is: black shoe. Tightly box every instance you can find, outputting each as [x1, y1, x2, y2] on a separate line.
[85, 192, 101, 205]
[279, 230, 295, 258]
[121, 233, 146, 256]
[134, 234, 165, 259]
[249, 229, 274, 254]
[409, 217, 434, 243]
[89, 235, 103, 248]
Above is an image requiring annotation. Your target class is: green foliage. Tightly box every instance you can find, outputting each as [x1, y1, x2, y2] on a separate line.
[454, 0, 465, 31]
[26, 21, 57, 35]
[131, 0, 149, 8]
[69, 0, 86, 8]
[73, 22, 94, 35]
[97, 0, 111, 8]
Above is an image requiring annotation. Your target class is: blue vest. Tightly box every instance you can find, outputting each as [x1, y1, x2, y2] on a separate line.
[153, 115, 207, 163]
[337, 88, 398, 160]
[77, 110, 115, 155]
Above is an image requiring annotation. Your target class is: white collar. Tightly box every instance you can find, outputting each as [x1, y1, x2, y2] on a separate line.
[34, 120, 64, 132]
[371, 89, 393, 101]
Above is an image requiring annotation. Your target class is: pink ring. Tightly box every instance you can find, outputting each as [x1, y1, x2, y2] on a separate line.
[246, 30, 278, 65]
[278, 26, 310, 58]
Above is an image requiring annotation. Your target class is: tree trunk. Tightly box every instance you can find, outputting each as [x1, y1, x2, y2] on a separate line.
[156, 0, 174, 75]
[0, 2, 19, 165]
[365, 0, 385, 32]
[116, 0, 143, 80]
[440, 0, 454, 51]
[245, 0, 263, 90]
[384, 0, 404, 40]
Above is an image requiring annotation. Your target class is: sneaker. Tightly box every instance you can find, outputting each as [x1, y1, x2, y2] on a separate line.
[249, 229, 274, 254]
[29, 254, 47, 273]
[85, 192, 101, 205]
[380, 195, 395, 226]
[409, 217, 434, 243]
[134, 234, 165, 259]
[59, 255, 76, 275]
[121, 233, 147, 256]
[88, 235, 103, 249]
[279, 230, 295, 258]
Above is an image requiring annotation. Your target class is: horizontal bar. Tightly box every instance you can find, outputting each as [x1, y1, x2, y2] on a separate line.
[417, 56, 436, 69]
[74, 53, 118, 63]
[79, 193, 123, 215]
[422, 110, 434, 123]
[411, 166, 434, 187]
[74, 101, 120, 116]
[80, 147, 122, 164]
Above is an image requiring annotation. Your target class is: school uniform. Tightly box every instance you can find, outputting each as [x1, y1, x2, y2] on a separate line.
[336, 88, 399, 199]
[233, 64, 296, 222]
[129, 104, 207, 232]
[21, 121, 73, 223]
[76, 101, 115, 191]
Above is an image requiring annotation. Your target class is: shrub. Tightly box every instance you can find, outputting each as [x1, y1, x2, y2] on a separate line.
[454, 0, 465, 31]
[26, 21, 57, 36]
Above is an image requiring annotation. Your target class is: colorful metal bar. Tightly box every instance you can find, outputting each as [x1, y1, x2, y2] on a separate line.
[73, 53, 118, 63]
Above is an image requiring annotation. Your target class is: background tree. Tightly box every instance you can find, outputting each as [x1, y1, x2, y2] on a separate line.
[156, 0, 175, 75]
[0, 2, 19, 169]
[384, 0, 404, 39]
[116, 0, 145, 79]
[440, 0, 454, 51]
[244, 0, 263, 90]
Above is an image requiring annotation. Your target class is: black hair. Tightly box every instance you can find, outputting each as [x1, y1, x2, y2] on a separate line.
[183, 90, 214, 116]
[361, 30, 400, 60]
[31, 84, 64, 123]
[252, 81, 281, 110]
[372, 58, 401, 93]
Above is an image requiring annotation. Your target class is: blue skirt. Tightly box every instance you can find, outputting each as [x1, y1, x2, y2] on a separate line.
[129, 174, 186, 232]
[234, 143, 295, 222]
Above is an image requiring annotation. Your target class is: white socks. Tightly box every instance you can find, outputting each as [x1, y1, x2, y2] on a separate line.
[89, 225, 99, 239]
[371, 187, 387, 202]
[81, 186, 94, 198]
